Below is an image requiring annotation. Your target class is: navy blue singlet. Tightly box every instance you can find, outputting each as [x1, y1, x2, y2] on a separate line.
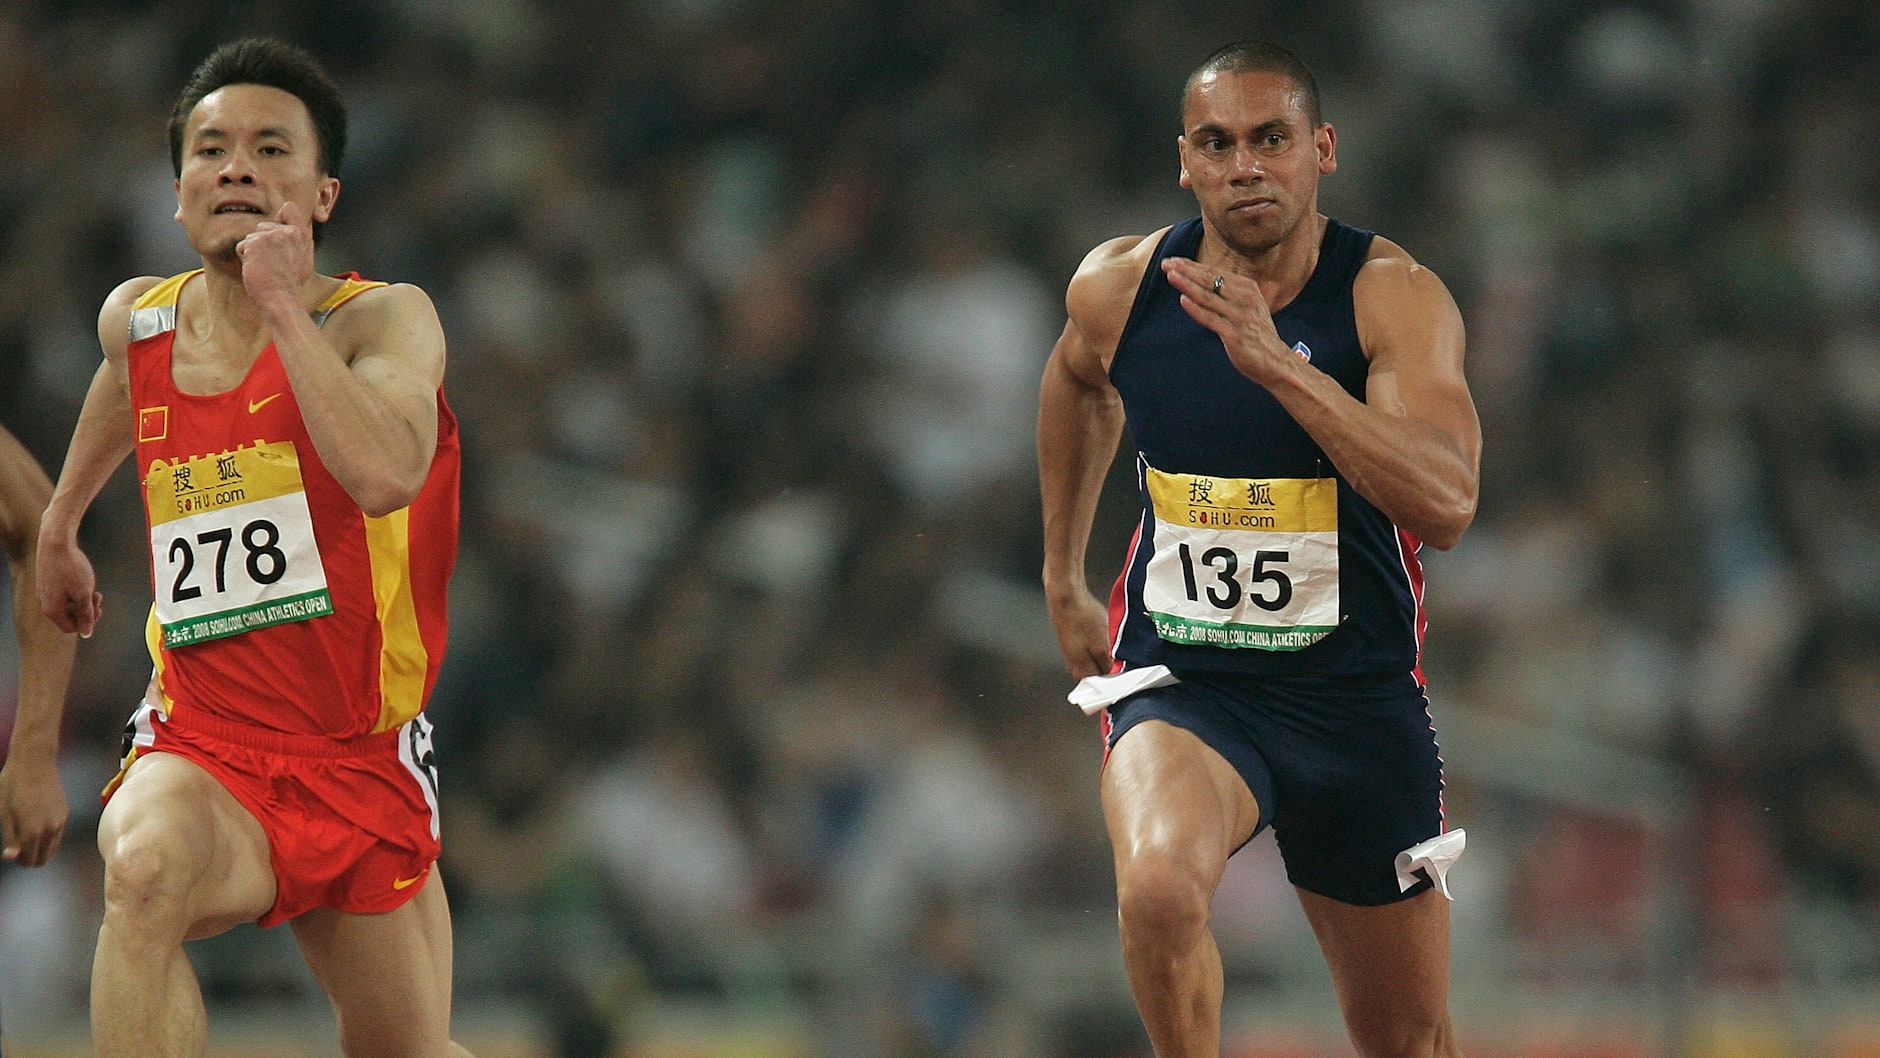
[1107, 217, 1426, 678]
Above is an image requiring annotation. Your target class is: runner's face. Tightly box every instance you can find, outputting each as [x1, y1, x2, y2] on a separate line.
[174, 84, 338, 259]
[1178, 70, 1335, 257]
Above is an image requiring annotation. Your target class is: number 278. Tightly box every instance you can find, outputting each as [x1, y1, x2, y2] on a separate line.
[167, 519, 289, 603]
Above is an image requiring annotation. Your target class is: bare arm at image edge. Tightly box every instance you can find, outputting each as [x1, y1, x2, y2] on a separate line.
[0, 424, 78, 866]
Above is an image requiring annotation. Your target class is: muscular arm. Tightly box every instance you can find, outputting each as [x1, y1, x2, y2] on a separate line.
[1, 425, 75, 866]
[1039, 236, 1150, 678]
[1164, 243, 1480, 549]
[38, 279, 151, 637]
[240, 204, 444, 517]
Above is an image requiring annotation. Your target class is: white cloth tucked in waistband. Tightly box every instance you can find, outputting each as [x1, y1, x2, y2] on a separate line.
[1067, 664, 1181, 715]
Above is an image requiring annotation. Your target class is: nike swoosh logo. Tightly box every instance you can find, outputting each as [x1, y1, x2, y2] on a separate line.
[392, 870, 428, 890]
[248, 393, 282, 414]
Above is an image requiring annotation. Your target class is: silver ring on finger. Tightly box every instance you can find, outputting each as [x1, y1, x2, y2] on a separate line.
[1212, 275, 1226, 295]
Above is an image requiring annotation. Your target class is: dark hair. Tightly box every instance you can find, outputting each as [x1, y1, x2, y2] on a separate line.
[168, 38, 347, 180]
[1184, 41, 1323, 127]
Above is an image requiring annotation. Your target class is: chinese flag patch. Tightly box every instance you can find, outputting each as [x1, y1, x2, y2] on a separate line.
[138, 406, 169, 442]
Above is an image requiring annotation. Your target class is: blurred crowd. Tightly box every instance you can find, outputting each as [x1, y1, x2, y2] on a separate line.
[2, 0, 1878, 1055]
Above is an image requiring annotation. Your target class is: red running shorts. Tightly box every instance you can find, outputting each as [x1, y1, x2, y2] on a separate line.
[104, 702, 442, 928]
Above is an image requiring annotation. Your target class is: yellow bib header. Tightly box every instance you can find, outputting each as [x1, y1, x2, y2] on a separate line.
[145, 440, 309, 528]
[1146, 469, 1337, 534]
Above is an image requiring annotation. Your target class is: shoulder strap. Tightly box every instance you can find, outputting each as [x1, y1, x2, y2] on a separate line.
[127, 271, 203, 343]
[311, 274, 390, 328]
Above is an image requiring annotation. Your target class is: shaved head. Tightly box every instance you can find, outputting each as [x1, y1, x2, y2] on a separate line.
[1183, 41, 1322, 127]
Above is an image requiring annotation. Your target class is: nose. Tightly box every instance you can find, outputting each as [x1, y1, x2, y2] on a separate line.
[217, 150, 257, 185]
[1230, 148, 1265, 181]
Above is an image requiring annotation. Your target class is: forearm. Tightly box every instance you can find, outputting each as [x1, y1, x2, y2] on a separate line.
[1038, 359, 1125, 597]
[1266, 364, 1478, 548]
[1, 444, 72, 760]
[265, 309, 435, 516]
[9, 554, 75, 760]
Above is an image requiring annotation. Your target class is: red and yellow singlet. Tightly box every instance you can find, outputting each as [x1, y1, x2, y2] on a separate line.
[125, 270, 459, 741]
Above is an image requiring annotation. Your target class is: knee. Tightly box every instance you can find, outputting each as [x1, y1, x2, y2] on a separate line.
[99, 829, 200, 925]
[1114, 847, 1214, 944]
[1346, 1011, 1450, 1058]
[334, 1018, 451, 1058]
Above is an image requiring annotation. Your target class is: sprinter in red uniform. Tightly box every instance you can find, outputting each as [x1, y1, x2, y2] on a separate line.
[37, 38, 474, 1058]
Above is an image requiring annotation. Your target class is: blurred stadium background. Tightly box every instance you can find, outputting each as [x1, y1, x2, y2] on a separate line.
[2, 1, 1878, 1055]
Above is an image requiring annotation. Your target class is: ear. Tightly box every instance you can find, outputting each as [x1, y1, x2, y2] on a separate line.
[312, 176, 340, 224]
[1177, 134, 1193, 189]
[173, 178, 183, 224]
[1317, 123, 1338, 176]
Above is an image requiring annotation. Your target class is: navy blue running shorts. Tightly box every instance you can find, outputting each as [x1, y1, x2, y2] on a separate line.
[1105, 670, 1446, 906]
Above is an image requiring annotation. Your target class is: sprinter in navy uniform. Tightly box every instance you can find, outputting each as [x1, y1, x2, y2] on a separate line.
[1039, 42, 1480, 1058]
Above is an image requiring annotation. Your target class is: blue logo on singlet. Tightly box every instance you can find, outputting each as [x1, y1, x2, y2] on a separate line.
[1292, 341, 1312, 361]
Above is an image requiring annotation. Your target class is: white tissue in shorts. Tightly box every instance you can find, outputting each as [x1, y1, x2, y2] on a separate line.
[1395, 829, 1467, 900]
[1066, 665, 1182, 715]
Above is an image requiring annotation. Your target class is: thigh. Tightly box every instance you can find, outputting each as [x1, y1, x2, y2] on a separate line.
[1102, 719, 1261, 876]
[97, 751, 277, 938]
[1297, 885, 1454, 1047]
[1105, 680, 1277, 843]
[290, 869, 456, 1058]
[1263, 677, 1445, 905]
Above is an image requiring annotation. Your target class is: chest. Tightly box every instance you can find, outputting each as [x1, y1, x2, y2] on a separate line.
[168, 337, 268, 396]
[1111, 280, 1367, 477]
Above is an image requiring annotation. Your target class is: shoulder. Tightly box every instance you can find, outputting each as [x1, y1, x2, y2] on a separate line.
[1065, 227, 1168, 352]
[1354, 235, 1457, 311]
[97, 276, 166, 361]
[322, 281, 448, 390]
[323, 282, 445, 352]
[1067, 229, 1164, 311]
[330, 281, 441, 327]
[1353, 236, 1465, 364]
[98, 276, 165, 335]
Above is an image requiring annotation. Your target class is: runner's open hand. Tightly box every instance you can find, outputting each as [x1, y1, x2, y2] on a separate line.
[1162, 257, 1300, 387]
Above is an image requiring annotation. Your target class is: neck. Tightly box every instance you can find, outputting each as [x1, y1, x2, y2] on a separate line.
[190, 256, 335, 343]
[180, 264, 323, 371]
[1203, 212, 1325, 313]
[193, 259, 270, 340]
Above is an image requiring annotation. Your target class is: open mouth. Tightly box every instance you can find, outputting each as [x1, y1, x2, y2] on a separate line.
[214, 203, 266, 215]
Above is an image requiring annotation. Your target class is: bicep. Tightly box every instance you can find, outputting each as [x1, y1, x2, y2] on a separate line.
[0, 429, 51, 557]
[94, 279, 154, 402]
[1051, 246, 1143, 394]
[344, 287, 447, 435]
[351, 352, 441, 439]
[1360, 263, 1480, 459]
[61, 288, 142, 469]
[1044, 315, 1112, 393]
